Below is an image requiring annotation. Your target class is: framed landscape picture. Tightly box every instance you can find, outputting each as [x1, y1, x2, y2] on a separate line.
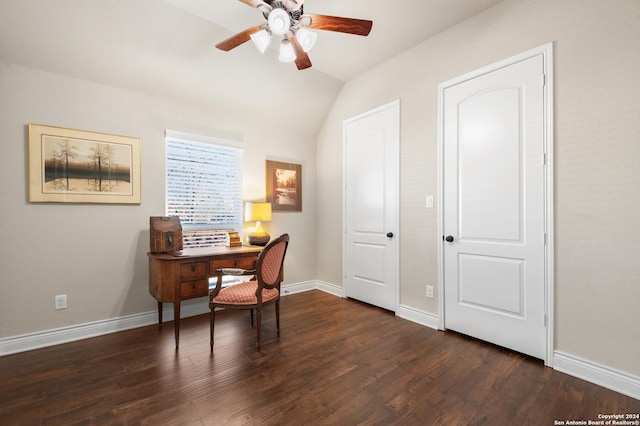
[266, 160, 302, 212]
[28, 124, 141, 204]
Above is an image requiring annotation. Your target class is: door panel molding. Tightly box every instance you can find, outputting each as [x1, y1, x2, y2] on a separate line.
[437, 43, 554, 365]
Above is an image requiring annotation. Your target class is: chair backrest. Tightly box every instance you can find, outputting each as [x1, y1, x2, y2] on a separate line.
[256, 233, 290, 289]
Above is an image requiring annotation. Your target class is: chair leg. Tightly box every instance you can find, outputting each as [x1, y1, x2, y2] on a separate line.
[250, 308, 254, 327]
[256, 308, 262, 350]
[275, 300, 280, 337]
[210, 308, 215, 350]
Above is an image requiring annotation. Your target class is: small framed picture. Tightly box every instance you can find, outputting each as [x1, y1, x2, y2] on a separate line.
[28, 124, 141, 204]
[266, 160, 302, 212]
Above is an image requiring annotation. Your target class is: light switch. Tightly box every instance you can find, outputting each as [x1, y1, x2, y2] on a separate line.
[426, 196, 434, 208]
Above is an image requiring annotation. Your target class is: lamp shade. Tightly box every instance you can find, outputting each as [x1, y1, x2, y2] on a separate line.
[245, 202, 272, 246]
[278, 39, 296, 63]
[284, 0, 304, 11]
[245, 202, 272, 222]
[250, 28, 272, 53]
[296, 28, 317, 52]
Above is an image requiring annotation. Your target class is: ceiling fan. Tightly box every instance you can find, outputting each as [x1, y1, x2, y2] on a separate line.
[215, 0, 373, 70]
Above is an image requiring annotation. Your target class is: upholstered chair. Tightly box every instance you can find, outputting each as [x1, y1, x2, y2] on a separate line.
[209, 233, 289, 350]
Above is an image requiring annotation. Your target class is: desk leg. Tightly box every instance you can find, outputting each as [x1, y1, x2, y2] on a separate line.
[173, 301, 181, 347]
[158, 301, 163, 325]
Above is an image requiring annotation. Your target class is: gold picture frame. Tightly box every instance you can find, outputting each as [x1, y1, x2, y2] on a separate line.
[28, 124, 141, 204]
[266, 160, 302, 212]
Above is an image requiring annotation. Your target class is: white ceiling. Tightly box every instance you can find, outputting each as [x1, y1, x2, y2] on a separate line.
[0, 0, 503, 135]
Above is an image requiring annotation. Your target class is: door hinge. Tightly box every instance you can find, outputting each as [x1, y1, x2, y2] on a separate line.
[544, 233, 547, 246]
[544, 314, 548, 326]
[541, 73, 546, 87]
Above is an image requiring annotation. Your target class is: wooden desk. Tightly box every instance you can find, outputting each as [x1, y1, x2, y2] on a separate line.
[148, 245, 263, 347]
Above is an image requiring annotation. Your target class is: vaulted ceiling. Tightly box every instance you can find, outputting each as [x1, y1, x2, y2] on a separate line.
[0, 0, 503, 135]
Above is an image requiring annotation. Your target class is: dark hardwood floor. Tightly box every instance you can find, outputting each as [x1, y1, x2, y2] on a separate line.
[1, 290, 638, 425]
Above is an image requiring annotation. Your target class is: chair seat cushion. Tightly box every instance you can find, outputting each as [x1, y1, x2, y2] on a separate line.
[212, 282, 279, 305]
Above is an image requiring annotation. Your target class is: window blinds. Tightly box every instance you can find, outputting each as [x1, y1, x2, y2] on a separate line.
[181, 229, 229, 250]
[165, 132, 243, 240]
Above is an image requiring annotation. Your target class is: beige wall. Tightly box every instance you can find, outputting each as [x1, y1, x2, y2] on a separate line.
[316, 0, 640, 375]
[0, 64, 318, 338]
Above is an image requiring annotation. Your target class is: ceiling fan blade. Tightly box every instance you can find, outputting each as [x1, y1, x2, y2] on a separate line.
[288, 34, 312, 70]
[302, 14, 372, 36]
[215, 25, 264, 51]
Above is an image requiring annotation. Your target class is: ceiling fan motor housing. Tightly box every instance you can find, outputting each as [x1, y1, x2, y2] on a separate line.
[263, 1, 303, 24]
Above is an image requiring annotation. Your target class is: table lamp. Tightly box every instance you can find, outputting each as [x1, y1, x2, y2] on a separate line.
[245, 202, 272, 246]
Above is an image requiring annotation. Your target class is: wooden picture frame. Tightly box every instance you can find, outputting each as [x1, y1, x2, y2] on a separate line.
[28, 124, 141, 204]
[266, 160, 302, 212]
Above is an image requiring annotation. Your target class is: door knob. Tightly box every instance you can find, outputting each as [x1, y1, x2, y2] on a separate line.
[445, 235, 454, 242]
[386, 232, 394, 238]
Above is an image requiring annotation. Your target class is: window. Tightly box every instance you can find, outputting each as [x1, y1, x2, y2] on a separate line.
[165, 130, 243, 249]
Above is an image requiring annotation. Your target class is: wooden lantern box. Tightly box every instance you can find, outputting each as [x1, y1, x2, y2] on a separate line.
[150, 216, 183, 253]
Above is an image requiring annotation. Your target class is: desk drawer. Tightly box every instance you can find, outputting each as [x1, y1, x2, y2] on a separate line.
[210, 256, 256, 271]
[181, 279, 208, 299]
[180, 261, 207, 279]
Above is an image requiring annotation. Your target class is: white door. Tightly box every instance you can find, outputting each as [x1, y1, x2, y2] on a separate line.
[442, 54, 548, 359]
[344, 100, 399, 311]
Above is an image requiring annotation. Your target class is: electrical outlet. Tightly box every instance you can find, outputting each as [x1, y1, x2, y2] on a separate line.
[55, 294, 67, 310]
[426, 285, 434, 299]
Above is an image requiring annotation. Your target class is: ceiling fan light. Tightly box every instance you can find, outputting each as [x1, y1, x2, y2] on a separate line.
[298, 15, 312, 27]
[257, 4, 272, 15]
[296, 28, 317, 52]
[284, 0, 304, 11]
[250, 28, 271, 53]
[279, 40, 296, 63]
[268, 8, 291, 35]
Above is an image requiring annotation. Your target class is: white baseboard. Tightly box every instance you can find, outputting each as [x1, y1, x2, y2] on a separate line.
[316, 280, 346, 297]
[0, 311, 157, 356]
[281, 280, 344, 298]
[281, 280, 317, 295]
[397, 304, 440, 330]
[553, 351, 640, 400]
[0, 298, 212, 356]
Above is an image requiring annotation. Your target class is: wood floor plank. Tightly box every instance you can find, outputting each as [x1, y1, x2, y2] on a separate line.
[1, 290, 638, 425]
